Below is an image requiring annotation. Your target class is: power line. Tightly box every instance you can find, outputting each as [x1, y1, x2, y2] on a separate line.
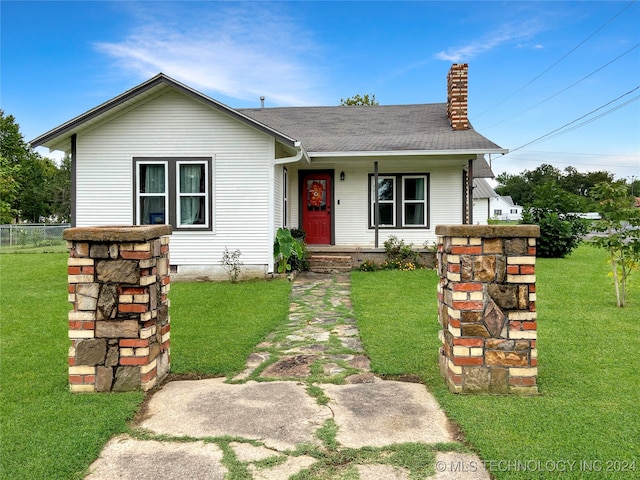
[544, 95, 640, 139]
[480, 42, 640, 130]
[508, 85, 640, 153]
[474, 0, 638, 119]
[516, 150, 638, 158]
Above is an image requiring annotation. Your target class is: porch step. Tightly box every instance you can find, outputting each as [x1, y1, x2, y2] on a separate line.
[308, 255, 352, 273]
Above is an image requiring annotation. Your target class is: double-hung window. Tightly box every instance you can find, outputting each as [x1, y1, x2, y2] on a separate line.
[370, 173, 429, 228]
[135, 157, 212, 231]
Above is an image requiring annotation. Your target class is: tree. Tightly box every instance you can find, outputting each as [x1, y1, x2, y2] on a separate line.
[495, 164, 561, 207]
[590, 182, 640, 307]
[339, 94, 378, 106]
[495, 172, 531, 206]
[495, 163, 617, 212]
[0, 111, 71, 223]
[48, 155, 71, 222]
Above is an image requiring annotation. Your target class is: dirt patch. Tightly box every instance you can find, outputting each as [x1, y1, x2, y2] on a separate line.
[260, 355, 318, 378]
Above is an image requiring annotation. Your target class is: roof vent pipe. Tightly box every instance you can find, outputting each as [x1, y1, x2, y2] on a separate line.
[260, 96, 265, 109]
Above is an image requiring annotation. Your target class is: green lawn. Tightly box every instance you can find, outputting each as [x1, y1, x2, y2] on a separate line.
[2, 246, 638, 479]
[352, 245, 640, 480]
[0, 253, 291, 480]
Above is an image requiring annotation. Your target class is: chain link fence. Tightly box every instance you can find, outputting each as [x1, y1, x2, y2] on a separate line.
[0, 224, 70, 252]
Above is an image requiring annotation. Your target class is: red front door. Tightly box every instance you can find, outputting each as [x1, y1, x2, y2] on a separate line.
[302, 172, 332, 244]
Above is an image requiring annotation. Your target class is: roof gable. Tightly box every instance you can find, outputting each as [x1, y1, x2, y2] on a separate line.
[30, 73, 298, 151]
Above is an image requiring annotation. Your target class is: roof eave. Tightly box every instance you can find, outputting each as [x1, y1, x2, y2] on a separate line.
[30, 73, 299, 150]
[307, 148, 508, 158]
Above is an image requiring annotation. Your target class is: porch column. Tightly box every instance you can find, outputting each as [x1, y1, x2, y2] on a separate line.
[63, 225, 172, 392]
[436, 224, 540, 394]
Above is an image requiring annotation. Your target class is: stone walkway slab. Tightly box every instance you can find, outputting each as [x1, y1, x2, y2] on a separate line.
[85, 435, 226, 480]
[137, 378, 332, 450]
[323, 380, 453, 448]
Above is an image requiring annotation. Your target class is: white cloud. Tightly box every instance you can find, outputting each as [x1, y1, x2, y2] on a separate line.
[436, 20, 546, 62]
[94, 4, 324, 106]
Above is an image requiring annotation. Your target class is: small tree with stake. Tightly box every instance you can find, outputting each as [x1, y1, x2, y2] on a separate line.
[590, 182, 640, 307]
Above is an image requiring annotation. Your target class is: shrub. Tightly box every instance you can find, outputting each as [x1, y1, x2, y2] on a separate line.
[273, 227, 304, 273]
[521, 208, 589, 258]
[383, 235, 420, 269]
[359, 259, 378, 272]
[289, 228, 309, 271]
[221, 247, 243, 283]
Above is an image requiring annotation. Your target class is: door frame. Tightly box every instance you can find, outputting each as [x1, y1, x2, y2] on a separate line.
[298, 169, 335, 245]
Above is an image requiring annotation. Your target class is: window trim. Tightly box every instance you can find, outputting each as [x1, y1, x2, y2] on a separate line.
[176, 160, 209, 229]
[133, 157, 213, 232]
[371, 175, 396, 227]
[368, 173, 430, 229]
[401, 175, 428, 227]
[135, 160, 169, 227]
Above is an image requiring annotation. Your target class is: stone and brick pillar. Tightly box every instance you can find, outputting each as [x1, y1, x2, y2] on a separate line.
[436, 225, 540, 395]
[63, 226, 172, 393]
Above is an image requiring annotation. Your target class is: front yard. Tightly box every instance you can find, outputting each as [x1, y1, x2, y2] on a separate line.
[1, 245, 638, 479]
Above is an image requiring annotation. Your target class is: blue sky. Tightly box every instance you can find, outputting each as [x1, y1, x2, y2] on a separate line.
[2, 0, 639, 181]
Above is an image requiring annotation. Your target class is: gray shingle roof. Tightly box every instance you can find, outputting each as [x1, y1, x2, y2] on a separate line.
[240, 104, 504, 154]
[473, 178, 498, 198]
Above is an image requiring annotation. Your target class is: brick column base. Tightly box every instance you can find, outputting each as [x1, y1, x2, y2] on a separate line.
[63, 226, 172, 392]
[436, 225, 540, 395]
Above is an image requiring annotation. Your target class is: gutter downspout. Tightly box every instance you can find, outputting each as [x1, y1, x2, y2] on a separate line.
[267, 142, 309, 274]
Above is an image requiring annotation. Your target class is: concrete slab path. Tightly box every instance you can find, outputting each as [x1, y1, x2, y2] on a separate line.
[85, 272, 491, 480]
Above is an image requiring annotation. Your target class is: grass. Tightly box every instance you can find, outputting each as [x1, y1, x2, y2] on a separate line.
[0, 240, 68, 254]
[170, 279, 291, 376]
[352, 245, 640, 479]
[0, 253, 143, 480]
[0, 253, 291, 480]
[2, 245, 639, 479]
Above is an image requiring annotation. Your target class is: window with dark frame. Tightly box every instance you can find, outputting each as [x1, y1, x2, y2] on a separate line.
[134, 157, 212, 231]
[369, 173, 429, 228]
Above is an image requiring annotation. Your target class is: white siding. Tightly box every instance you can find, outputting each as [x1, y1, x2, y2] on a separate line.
[274, 164, 284, 229]
[289, 157, 465, 248]
[473, 198, 490, 225]
[76, 88, 275, 277]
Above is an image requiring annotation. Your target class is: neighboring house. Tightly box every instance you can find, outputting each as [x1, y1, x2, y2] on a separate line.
[31, 64, 507, 279]
[472, 178, 497, 225]
[490, 195, 523, 222]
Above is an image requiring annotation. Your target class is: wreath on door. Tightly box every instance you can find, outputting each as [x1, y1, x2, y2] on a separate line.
[309, 181, 324, 207]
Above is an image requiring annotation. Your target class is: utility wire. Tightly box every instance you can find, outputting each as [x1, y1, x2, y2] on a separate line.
[474, 0, 638, 119]
[481, 42, 640, 130]
[508, 85, 640, 153]
[542, 95, 640, 139]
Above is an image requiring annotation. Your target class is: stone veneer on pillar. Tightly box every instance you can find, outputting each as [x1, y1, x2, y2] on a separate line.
[436, 225, 540, 395]
[63, 226, 172, 392]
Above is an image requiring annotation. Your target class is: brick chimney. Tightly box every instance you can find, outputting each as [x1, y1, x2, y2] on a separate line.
[447, 63, 469, 131]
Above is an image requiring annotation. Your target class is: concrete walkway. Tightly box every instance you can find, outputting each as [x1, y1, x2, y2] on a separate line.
[85, 272, 490, 480]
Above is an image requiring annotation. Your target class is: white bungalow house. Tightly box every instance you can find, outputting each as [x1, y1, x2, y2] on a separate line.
[471, 178, 496, 225]
[490, 195, 523, 222]
[471, 178, 524, 224]
[31, 64, 507, 279]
